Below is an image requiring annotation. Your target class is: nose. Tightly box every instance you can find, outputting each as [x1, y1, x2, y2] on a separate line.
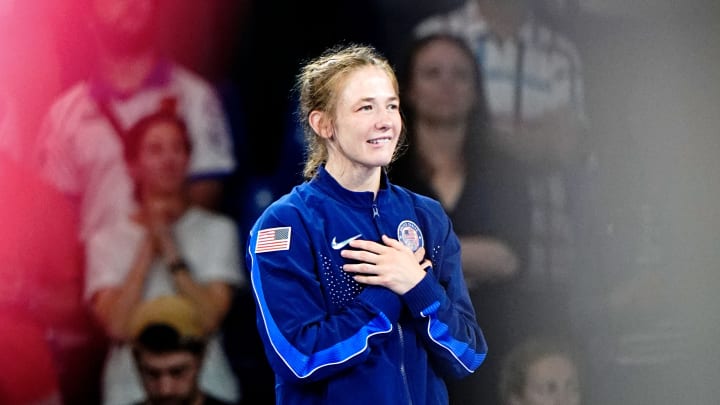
[375, 109, 395, 132]
[157, 375, 176, 396]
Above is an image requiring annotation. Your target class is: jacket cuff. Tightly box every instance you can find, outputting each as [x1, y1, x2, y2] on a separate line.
[359, 286, 402, 322]
[402, 273, 442, 317]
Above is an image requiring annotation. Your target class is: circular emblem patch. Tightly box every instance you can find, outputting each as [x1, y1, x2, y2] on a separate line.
[397, 220, 423, 252]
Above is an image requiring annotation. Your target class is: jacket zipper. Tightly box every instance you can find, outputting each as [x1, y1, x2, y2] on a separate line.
[375, 201, 412, 404]
[398, 324, 413, 405]
[372, 203, 382, 236]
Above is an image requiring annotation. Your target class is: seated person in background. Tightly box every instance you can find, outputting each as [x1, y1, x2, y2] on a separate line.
[85, 104, 243, 405]
[34, 0, 236, 243]
[498, 335, 582, 405]
[128, 295, 235, 405]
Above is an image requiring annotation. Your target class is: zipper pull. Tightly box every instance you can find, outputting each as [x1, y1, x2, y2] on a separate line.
[372, 204, 379, 218]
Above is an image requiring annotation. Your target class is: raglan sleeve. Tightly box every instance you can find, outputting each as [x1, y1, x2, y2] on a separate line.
[34, 99, 81, 197]
[185, 82, 236, 180]
[401, 202, 488, 379]
[245, 202, 403, 383]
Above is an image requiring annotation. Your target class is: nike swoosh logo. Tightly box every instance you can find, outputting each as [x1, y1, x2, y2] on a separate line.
[331, 234, 362, 250]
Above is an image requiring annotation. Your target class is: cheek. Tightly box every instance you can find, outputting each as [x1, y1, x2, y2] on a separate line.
[392, 113, 403, 132]
[411, 81, 435, 102]
[180, 368, 201, 387]
[174, 151, 191, 168]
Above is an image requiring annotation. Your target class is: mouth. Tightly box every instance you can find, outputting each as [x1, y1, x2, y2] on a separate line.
[367, 136, 392, 145]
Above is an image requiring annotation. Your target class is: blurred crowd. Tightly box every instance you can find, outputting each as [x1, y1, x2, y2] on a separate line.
[1, 0, 718, 404]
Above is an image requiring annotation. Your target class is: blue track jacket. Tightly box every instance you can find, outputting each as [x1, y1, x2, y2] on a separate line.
[246, 166, 487, 404]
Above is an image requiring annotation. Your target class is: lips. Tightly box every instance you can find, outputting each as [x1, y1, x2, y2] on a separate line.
[368, 136, 392, 144]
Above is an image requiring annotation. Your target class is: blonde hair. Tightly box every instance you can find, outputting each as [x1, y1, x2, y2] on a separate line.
[295, 43, 405, 180]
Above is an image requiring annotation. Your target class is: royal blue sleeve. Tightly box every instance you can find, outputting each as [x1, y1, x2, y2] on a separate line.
[402, 201, 488, 378]
[246, 200, 403, 383]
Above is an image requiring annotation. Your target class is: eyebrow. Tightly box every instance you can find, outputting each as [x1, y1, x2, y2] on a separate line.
[357, 96, 399, 103]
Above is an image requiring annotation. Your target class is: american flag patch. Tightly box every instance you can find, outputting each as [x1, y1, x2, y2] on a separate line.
[255, 227, 292, 253]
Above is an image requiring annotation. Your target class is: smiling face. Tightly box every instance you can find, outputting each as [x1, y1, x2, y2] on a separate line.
[313, 65, 402, 181]
[132, 119, 190, 197]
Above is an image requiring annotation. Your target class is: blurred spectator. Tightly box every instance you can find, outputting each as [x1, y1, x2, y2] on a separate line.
[393, 33, 518, 286]
[392, 32, 523, 405]
[413, 0, 590, 346]
[128, 295, 235, 405]
[498, 335, 582, 405]
[85, 105, 244, 405]
[34, 0, 236, 244]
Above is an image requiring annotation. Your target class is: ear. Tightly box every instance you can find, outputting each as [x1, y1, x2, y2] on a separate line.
[308, 110, 333, 140]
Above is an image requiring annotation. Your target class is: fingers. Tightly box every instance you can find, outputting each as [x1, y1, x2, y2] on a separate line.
[342, 235, 428, 295]
[380, 234, 406, 250]
[351, 273, 382, 286]
[340, 248, 378, 265]
[414, 246, 426, 264]
[346, 238, 386, 254]
[349, 235, 412, 252]
[342, 236, 426, 264]
[341, 235, 428, 275]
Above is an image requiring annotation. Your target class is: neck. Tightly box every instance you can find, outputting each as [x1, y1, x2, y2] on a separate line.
[414, 118, 467, 172]
[413, 119, 467, 209]
[137, 192, 189, 223]
[147, 391, 205, 405]
[324, 160, 382, 196]
[97, 47, 157, 95]
[190, 392, 205, 405]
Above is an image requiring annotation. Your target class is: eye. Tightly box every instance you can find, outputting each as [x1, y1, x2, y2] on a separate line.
[144, 142, 163, 156]
[387, 103, 399, 111]
[452, 67, 474, 83]
[358, 104, 373, 111]
[140, 366, 163, 380]
[169, 367, 186, 378]
[418, 66, 442, 80]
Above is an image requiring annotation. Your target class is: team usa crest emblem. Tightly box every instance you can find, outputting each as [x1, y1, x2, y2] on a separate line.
[397, 220, 423, 252]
